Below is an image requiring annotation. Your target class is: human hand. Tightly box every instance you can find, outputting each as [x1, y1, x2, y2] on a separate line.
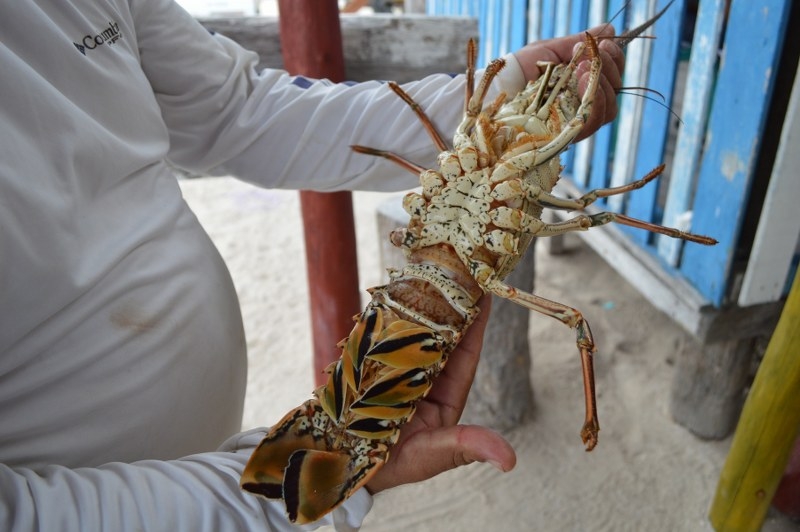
[513, 25, 625, 141]
[366, 296, 516, 494]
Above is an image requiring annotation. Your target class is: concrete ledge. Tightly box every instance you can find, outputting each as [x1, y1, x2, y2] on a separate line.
[200, 14, 479, 82]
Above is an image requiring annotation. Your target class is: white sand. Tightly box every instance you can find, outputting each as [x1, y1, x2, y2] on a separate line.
[180, 177, 795, 532]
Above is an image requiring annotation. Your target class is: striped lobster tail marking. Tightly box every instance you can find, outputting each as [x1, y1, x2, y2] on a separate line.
[241, 299, 455, 524]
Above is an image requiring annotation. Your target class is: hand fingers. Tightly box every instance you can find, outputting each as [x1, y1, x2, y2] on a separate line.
[575, 65, 617, 141]
[412, 425, 516, 474]
[367, 425, 516, 493]
[514, 27, 625, 139]
[574, 37, 624, 140]
[513, 32, 586, 82]
[597, 38, 624, 91]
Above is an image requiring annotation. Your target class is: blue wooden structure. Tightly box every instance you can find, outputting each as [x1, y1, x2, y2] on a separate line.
[426, 0, 800, 438]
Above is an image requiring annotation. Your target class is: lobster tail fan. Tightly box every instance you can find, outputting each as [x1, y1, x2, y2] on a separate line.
[241, 400, 385, 524]
[240, 402, 327, 500]
[283, 449, 357, 524]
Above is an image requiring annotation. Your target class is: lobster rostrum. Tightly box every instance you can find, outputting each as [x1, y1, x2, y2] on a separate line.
[242, 5, 716, 525]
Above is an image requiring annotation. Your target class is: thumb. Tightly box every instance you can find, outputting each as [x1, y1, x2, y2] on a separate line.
[368, 425, 516, 494]
[425, 424, 517, 473]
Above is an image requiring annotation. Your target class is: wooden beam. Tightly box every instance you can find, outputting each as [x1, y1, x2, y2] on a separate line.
[709, 268, 800, 530]
[277, 0, 361, 386]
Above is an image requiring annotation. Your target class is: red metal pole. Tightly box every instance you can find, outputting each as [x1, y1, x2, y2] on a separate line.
[277, 0, 361, 386]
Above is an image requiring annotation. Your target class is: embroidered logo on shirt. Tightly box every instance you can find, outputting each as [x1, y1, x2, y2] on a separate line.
[74, 21, 122, 56]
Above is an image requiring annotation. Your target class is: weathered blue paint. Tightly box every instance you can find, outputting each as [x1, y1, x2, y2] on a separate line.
[586, 0, 629, 204]
[681, 0, 791, 306]
[607, 0, 650, 214]
[555, 0, 571, 36]
[624, 0, 685, 246]
[554, 1, 576, 173]
[527, 0, 541, 42]
[478, 1, 489, 66]
[569, 0, 590, 34]
[540, 0, 556, 40]
[511, 0, 528, 50]
[572, 0, 611, 189]
[656, 0, 726, 266]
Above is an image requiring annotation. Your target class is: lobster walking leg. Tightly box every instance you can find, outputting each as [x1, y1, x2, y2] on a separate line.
[483, 277, 599, 450]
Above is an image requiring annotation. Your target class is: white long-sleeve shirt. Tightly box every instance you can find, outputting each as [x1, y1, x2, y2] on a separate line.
[0, 1, 525, 530]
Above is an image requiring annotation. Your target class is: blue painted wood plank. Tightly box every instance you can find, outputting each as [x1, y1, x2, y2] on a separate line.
[498, 0, 512, 57]
[587, 0, 629, 201]
[527, 0, 542, 42]
[608, 0, 650, 213]
[471, 0, 482, 17]
[571, 0, 604, 188]
[554, 2, 575, 173]
[540, 0, 556, 39]
[483, 0, 499, 66]
[587, 0, 606, 28]
[478, 0, 490, 66]
[680, 0, 792, 306]
[624, 0, 685, 246]
[569, 0, 590, 34]
[554, 0, 570, 36]
[608, 0, 629, 30]
[656, 0, 726, 265]
[510, 0, 528, 51]
[561, 0, 591, 178]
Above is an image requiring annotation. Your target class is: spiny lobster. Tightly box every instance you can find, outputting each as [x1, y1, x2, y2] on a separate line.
[241, 3, 715, 524]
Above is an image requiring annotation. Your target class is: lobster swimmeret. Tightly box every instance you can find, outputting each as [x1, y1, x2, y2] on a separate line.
[241, 6, 715, 525]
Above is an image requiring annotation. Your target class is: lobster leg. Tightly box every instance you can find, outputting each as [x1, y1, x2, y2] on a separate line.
[517, 209, 717, 245]
[588, 212, 718, 245]
[507, 165, 666, 211]
[349, 144, 425, 175]
[480, 274, 600, 450]
[385, 82, 449, 152]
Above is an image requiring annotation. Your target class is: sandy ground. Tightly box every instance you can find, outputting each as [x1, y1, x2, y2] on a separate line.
[179, 176, 797, 532]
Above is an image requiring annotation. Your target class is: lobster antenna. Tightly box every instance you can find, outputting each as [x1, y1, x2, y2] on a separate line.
[603, 0, 631, 35]
[616, 87, 683, 124]
[616, 0, 676, 48]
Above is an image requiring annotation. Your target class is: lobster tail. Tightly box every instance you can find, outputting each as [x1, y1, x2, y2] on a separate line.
[241, 400, 385, 524]
[240, 403, 326, 500]
[241, 291, 474, 523]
